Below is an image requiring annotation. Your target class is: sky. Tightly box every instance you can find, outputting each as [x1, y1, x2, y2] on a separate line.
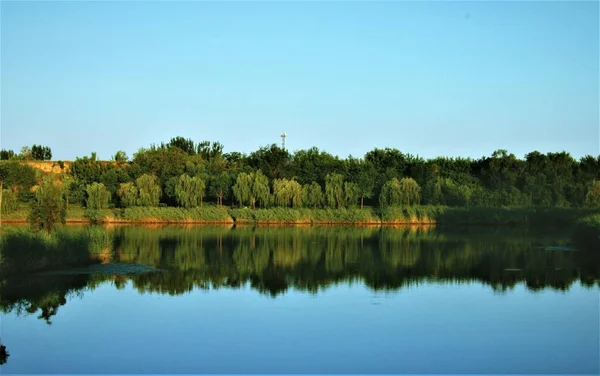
[1, 1, 598, 161]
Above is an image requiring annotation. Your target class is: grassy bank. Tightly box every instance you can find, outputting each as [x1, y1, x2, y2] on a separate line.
[2, 205, 599, 227]
[0, 227, 113, 274]
[229, 207, 380, 224]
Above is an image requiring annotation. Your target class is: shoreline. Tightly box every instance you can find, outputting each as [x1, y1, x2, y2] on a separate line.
[2, 206, 598, 227]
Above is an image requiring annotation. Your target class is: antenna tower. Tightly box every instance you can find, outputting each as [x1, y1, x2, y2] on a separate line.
[280, 132, 287, 149]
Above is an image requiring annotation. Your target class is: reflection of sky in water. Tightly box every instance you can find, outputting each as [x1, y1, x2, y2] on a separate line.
[2, 281, 598, 374]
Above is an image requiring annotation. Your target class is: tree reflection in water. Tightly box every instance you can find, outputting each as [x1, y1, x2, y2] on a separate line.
[1, 225, 598, 324]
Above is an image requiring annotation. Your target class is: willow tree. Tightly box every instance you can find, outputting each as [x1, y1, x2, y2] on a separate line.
[85, 182, 111, 210]
[398, 177, 421, 206]
[28, 176, 67, 233]
[232, 170, 270, 208]
[175, 174, 206, 208]
[302, 182, 323, 209]
[584, 180, 600, 208]
[343, 182, 360, 208]
[325, 173, 344, 209]
[379, 178, 402, 208]
[136, 174, 161, 206]
[273, 178, 303, 207]
[117, 182, 139, 207]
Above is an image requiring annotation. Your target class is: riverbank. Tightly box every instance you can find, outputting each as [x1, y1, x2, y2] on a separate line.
[2, 206, 599, 227]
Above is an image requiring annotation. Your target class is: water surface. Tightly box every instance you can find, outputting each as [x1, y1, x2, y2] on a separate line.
[1, 226, 598, 374]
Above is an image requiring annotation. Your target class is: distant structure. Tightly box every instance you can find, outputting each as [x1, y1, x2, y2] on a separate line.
[280, 132, 287, 149]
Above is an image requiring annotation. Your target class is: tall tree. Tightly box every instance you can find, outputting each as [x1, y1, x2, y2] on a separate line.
[379, 178, 402, 208]
[209, 171, 233, 208]
[136, 174, 162, 206]
[584, 180, 600, 208]
[28, 176, 67, 233]
[325, 173, 344, 209]
[117, 182, 139, 208]
[175, 174, 206, 208]
[232, 170, 270, 208]
[85, 182, 111, 210]
[302, 182, 324, 209]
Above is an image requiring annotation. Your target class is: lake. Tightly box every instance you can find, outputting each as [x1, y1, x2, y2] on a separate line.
[1, 225, 598, 374]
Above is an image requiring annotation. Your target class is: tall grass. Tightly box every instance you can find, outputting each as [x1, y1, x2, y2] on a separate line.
[229, 207, 380, 224]
[118, 206, 233, 223]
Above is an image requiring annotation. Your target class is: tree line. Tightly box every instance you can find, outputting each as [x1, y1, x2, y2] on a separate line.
[1, 145, 52, 161]
[1, 137, 600, 222]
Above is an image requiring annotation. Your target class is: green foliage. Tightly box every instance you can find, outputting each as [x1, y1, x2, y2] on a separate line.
[232, 170, 270, 208]
[112, 151, 129, 163]
[70, 153, 108, 186]
[0, 149, 15, 160]
[302, 182, 324, 209]
[117, 182, 138, 208]
[584, 180, 600, 208]
[273, 178, 303, 208]
[31, 145, 52, 160]
[175, 174, 206, 208]
[168, 136, 196, 155]
[209, 171, 233, 207]
[379, 177, 402, 208]
[119, 206, 232, 222]
[343, 181, 360, 208]
[1, 189, 19, 214]
[325, 173, 344, 208]
[228, 207, 380, 224]
[136, 174, 161, 206]
[27, 177, 67, 233]
[85, 182, 110, 210]
[0, 161, 37, 201]
[247, 144, 290, 180]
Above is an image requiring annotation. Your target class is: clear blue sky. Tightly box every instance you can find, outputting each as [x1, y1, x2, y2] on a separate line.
[1, 1, 598, 161]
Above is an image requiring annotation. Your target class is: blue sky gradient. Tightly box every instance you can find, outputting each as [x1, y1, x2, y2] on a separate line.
[1, 1, 598, 160]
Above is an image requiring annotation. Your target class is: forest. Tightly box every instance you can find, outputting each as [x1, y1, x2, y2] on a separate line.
[1, 137, 600, 224]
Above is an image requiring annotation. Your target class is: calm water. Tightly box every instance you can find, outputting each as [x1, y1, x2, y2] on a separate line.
[1, 225, 599, 374]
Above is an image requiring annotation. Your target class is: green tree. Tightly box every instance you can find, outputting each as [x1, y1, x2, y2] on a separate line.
[168, 137, 196, 155]
[273, 179, 303, 208]
[302, 182, 324, 209]
[397, 177, 421, 206]
[209, 171, 233, 207]
[325, 173, 344, 208]
[136, 174, 161, 206]
[379, 178, 402, 208]
[343, 181, 360, 208]
[112, 150, 129, 163]
[175, 174, 206, 208]
[584, 180, 600, 208]
[352, 161, 376, 209]
[28, 176, 66, 233]
[85, 182, 111, 210]
[117, 182, 139, 208]
[0, 149, 15, 160]
[31, 145, 52, 160]
[232, 170, 270, 208]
